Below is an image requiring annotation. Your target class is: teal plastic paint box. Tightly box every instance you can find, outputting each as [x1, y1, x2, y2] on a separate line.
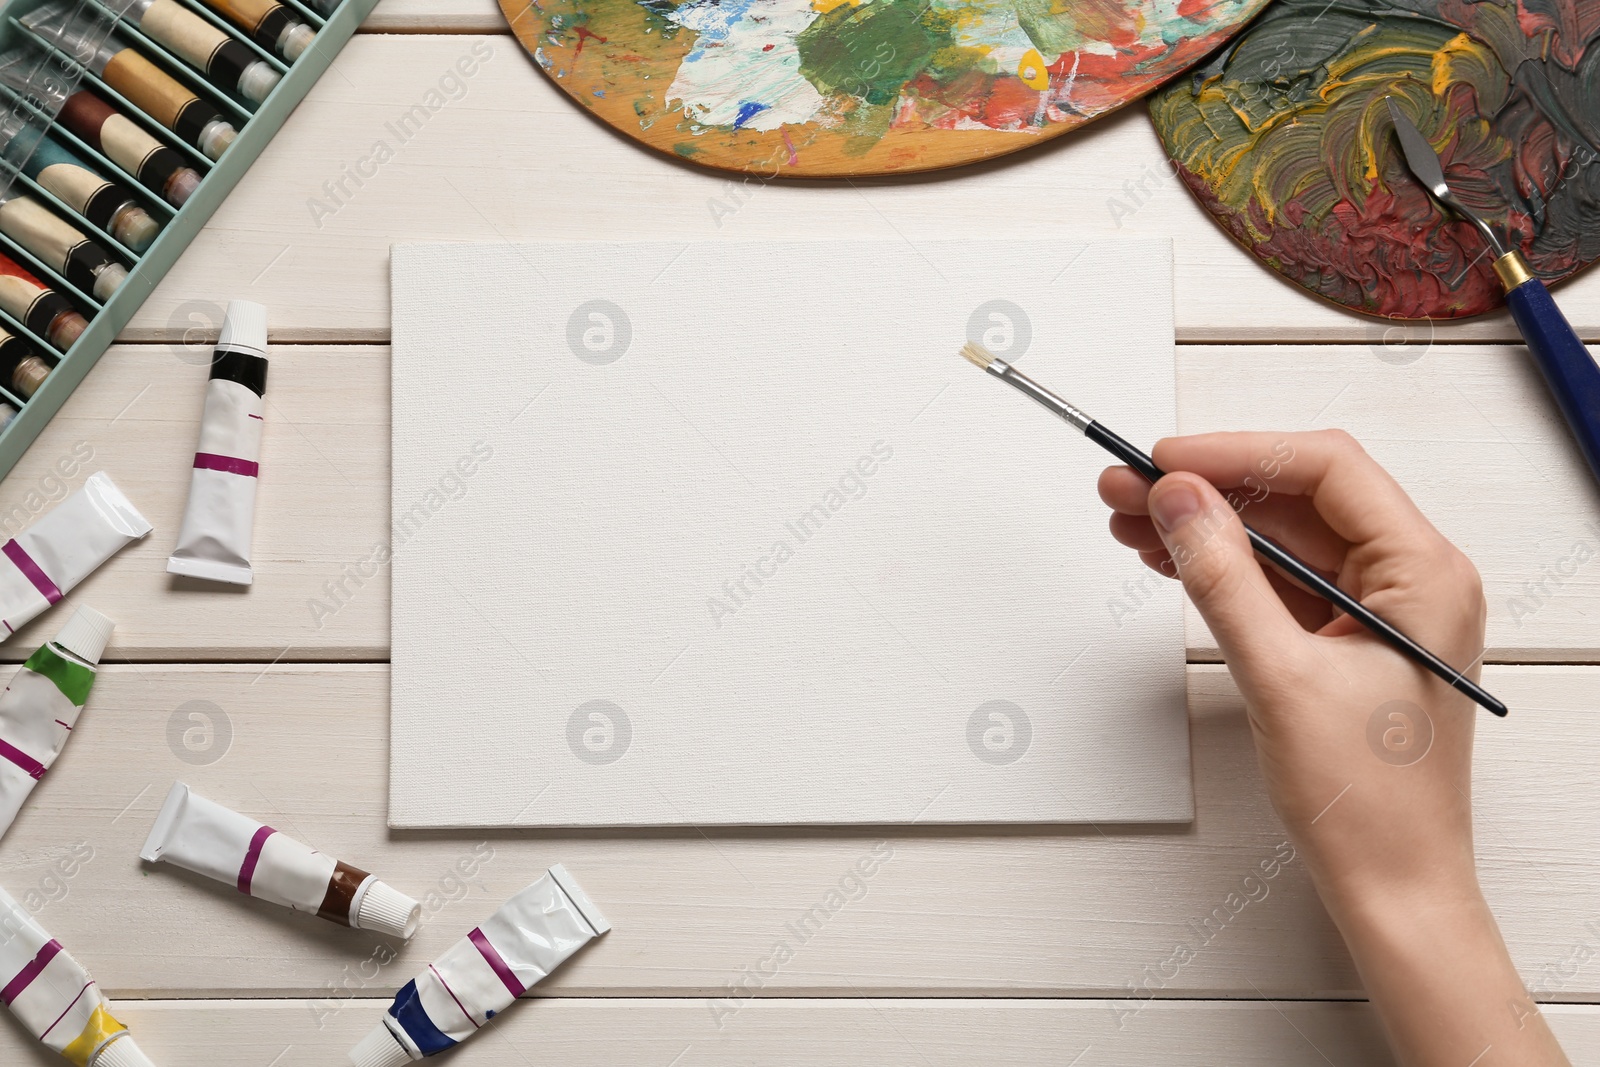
[0, 0, 378, 480]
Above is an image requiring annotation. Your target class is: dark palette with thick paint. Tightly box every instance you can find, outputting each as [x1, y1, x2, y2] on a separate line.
[1149, 0, 1600, 320]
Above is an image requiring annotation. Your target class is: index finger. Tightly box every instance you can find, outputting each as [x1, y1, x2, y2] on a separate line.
[1149, 429, 1438, 550]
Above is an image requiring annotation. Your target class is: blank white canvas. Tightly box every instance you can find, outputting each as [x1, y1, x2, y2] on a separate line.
[389, 239, 1190, 827]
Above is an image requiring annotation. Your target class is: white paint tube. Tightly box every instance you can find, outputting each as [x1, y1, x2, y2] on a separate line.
[167, 300, 267, 585]
[0, 605, 114, 842]
[139, 782, 420, 938]
[0, 885, 157, 1066]
[348, 867, 610, 1066]
[0, 472, 150, 638]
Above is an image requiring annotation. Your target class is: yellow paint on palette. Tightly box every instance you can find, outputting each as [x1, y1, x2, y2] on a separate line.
[59, 1005, 128, 1067]
[811, 0, 858, 12]
[1017, 48, 1048, 89]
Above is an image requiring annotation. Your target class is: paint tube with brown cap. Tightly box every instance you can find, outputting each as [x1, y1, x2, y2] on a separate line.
[140, 782, 422, 939]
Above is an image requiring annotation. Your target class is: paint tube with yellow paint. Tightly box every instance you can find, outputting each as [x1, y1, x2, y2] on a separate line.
[0, 885, 157, 1066]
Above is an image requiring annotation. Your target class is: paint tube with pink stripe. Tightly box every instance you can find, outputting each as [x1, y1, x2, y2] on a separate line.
[167, 299, 268, 586]
[139, 782, 421, 939]
[0, 606, 114, 842]
[0, 472, 150, 639]
[0, 885, 157, 1067]
[348, 867, 610, 1067]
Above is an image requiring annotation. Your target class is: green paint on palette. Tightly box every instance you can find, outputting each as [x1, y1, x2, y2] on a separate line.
[796, 0, 951, 106]
[673, 142, 700, 157]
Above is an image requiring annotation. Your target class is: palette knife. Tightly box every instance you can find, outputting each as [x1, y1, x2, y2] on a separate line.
[1386, 97, 1600, 487]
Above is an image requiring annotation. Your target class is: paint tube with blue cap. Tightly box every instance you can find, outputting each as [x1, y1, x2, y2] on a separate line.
[0, 885, 158, 1066]
[0, 472, 150, 639]
[168, 300, 267, 585]
[0, 605, 113, 841]
[348, 867, 610, 1067]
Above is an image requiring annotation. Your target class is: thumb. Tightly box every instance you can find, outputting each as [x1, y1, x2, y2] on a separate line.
[1147, 473, 1309, 681]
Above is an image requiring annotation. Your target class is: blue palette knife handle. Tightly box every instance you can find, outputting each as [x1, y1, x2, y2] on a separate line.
[1500, 263, 1600, 480]
[1386, 97, 1600, 485]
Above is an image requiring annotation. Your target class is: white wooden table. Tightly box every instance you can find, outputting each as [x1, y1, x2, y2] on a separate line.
[1, 5, 1598, 1063]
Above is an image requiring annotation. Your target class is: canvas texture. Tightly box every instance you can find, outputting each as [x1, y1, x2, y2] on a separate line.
[389, 239, 1191, 826]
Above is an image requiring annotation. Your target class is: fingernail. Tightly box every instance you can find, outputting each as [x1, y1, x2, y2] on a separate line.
[1150, 483, 1202, 534]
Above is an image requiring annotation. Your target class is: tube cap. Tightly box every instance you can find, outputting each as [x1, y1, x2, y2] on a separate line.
[355, 880, 421, 939]
[94, 1034, 157, 1067]
[349, 1023, 413, 1067]
[198, 120, 236, 161]
[238, 61, 281, 105]
[92, 263, 127, 303]
[113, 204, 160, 254]
[165, 167, 200, 208]
[281, 22, 315, 62]
[217, 300, 268, 358]
[54, 605, 114, 665]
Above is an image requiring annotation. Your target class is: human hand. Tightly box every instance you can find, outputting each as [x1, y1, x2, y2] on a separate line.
[1098, 429, 1568, 1065]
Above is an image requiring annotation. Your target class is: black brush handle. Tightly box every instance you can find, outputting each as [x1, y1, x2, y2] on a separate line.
[1085, 421, 1506, 717]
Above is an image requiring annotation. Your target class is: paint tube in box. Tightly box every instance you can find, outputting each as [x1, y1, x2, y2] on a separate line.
[0, 324, 52, 398]
[0, 111, 160, 253]
[0, 471, 149, 638]
[140, 782, 422, 938]
[349, 866, 610, 1067]
[20, 4, 237, 160]
[0, 885, 157, 1067]
[0, 249, 87, 350]
[0, 49, 203, 209]
[168, 299, 265, 585]
[0, 193, 127, 302]
[196, 0, 315, 63]
[0, 605, 112, 841]
[101, 0, 282, 105]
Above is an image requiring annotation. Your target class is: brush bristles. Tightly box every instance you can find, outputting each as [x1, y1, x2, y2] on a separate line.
[960, 341, 997, 370]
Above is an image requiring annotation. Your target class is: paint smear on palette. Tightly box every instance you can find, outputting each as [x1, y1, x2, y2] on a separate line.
[504, 0, 1271, 176]
[1149, 0, 1600, 320]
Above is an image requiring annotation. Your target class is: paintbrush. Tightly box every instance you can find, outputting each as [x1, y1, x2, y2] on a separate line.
[959, 340, 1509, 718]
[1386, 96, 1600, 487]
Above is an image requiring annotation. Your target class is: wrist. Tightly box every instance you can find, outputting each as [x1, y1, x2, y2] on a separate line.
[1323, 863, 1491, 953]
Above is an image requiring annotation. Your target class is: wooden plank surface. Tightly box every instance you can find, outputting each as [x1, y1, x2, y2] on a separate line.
[2, 17, 1591, 1065]
[113, 34, 1600, 345]
[5, 342, 1592, 662]
[365, 0, 505, 32]
[5, 999, 1600, 1066]
[0, 663, 1591, 999]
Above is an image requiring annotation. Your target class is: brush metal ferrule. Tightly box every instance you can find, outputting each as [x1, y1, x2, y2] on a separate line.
[1493, 250, 1534, 293]
[988, 359, 1093, 432]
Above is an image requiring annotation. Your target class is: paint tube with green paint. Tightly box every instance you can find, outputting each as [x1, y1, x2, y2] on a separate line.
[0, 605, 113, 841]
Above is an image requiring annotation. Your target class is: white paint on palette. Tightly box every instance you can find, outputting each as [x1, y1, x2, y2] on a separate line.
[666, 0, 826, 131]
[389, 238, 1190, 827]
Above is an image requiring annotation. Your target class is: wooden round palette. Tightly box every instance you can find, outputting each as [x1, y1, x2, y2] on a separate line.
[1149, 0, 1600, 321]
[503, 0, 1271, 177]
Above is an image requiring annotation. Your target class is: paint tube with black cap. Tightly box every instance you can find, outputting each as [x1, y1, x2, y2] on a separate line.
[0, 47, 204, 209]
[168, 299, 266, 585]
[0, 472, 150, 639]
[20, 3, 237, 160]
[196, 0, 315, 63]
[102, 0, 282, 105]
[0, 323, 51, 398]
[140, 782, 422, 938]
[0, 605, 113, 841]
[348, 867, 610, 1066]
[0, 885, 157, 1067]
[0, 250, 87, 351]
[0, 111, 160, 253]
[0, 193, 127, 302]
